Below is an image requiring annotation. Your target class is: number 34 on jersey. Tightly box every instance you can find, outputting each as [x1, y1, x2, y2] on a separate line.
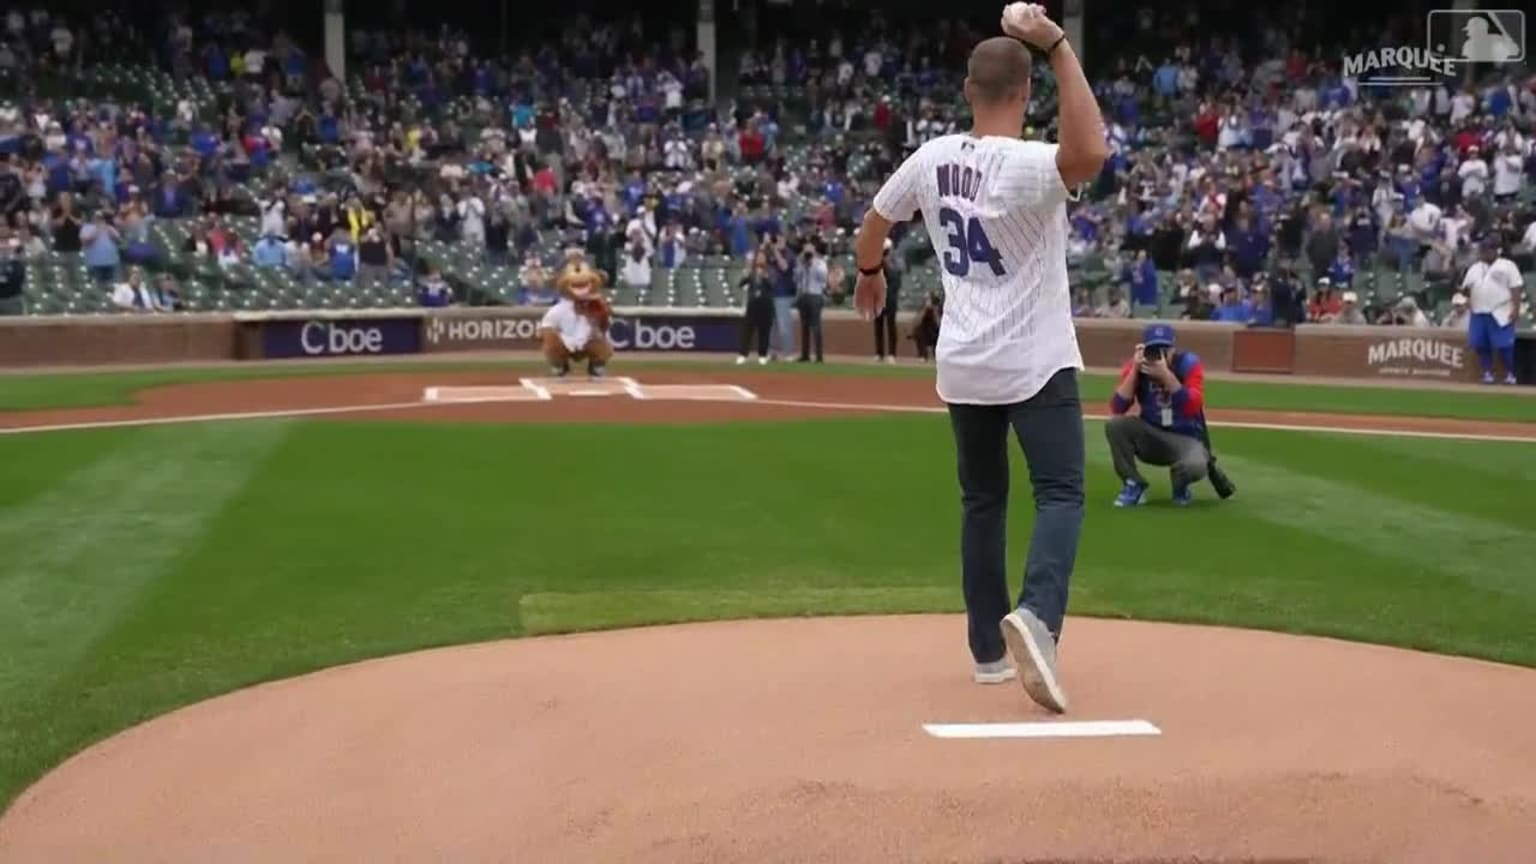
[933, 162, 1006, 278]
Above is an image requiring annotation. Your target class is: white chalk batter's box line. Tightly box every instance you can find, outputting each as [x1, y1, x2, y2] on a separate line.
[419, 379, 759, 404]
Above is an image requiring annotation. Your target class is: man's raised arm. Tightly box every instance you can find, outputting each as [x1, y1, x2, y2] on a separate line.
[1002, 4, 1108, 186]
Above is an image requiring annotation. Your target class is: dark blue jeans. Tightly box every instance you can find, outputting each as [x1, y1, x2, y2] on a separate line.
[946, 367, 1086, 664]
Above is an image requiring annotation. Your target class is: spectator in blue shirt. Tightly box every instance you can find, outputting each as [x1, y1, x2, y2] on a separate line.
[756, 207, 783, 241]
[190, 127, 219, 159]
[1247, 283, 1276, 327]
[1485, 84, 1512, 117]
[766, 236, 797, 358]
[204, 44, 228, 80]
[252, 235, 289, 269]
[153, 173, 188, 218]
[622, 173, 646, 211]
[45, 153, 71, 197]
[1320, 77, 1351, 109]
[328, 229, 357, 282]
[419, 267, 454, 307]
[1210, 286, 1252, 323]
[1225, 215, 1268, 279]
[318, 112, 339, 144]
[119, 205, 158, 268]
[81, 212, 121, 284]
[1345, 207, 1378, 260]
[90, 154, 116, 194]
[1327, 248, 1356, 287]
[726, 209, 751, 258]
[657, 224, 687, 269]
[1122, 249, 1159, 308]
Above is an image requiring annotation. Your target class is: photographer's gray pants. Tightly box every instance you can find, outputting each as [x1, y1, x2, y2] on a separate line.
[1104, 414, 1209, 488]
[946, 368, 1084, 664]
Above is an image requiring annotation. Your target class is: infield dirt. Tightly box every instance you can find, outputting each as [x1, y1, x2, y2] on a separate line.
[3, 368, 1536, 439]
[2, 617, 1534, 862]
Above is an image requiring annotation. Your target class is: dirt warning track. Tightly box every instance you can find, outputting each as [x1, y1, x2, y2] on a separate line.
[3, 369, 1535, 441]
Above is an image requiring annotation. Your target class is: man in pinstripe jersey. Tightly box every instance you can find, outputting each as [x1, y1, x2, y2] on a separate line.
[853, 4, 1107, 714]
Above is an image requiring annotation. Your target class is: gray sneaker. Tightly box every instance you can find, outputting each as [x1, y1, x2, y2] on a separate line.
[1001, 608, 1068, 713]
[972, 659, 1017, 685]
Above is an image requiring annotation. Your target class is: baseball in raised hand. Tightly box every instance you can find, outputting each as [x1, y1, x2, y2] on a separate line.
[1001, 3, 1065, 50]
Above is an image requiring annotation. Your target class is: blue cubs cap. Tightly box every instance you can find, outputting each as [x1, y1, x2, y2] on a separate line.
[1142, 323, 1175, 348]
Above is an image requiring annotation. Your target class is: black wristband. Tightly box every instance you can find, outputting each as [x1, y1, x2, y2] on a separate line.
[858, 264, 882, 276]
[1045, 33, 1067, 58]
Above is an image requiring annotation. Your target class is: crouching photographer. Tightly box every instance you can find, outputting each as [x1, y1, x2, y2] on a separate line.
[1106, 323, 1237, 507]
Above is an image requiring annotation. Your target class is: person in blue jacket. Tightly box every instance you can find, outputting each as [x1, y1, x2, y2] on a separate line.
[1106, 323, 1210, 507]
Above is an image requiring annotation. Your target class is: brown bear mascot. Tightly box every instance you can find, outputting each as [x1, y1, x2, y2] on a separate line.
[537, 253, 615, 378]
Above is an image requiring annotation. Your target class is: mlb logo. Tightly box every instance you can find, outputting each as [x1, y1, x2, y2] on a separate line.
[1426, 9, 1526, 63]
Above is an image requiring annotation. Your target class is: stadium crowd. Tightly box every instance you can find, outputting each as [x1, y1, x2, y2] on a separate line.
[0, 4, 1532, 341]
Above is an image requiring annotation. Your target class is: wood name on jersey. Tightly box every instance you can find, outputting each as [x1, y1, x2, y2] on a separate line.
[935, 163, 985, 202]
[934, 161, 1005, 278]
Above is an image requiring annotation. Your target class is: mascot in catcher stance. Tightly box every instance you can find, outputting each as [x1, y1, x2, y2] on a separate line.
[538, 253, 615, 378]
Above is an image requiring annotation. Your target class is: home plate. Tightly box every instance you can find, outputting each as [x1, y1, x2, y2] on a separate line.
[922, 720, 1162, 739]
[422, 386, 551, 403]
[521, 376, 638, 397]
[630, 384, 758, 401]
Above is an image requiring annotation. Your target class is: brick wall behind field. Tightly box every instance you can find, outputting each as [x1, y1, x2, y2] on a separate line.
[0, 310, 1523, 385]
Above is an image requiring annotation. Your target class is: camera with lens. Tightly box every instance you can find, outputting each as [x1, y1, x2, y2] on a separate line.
[1207, 457, 1237, 499]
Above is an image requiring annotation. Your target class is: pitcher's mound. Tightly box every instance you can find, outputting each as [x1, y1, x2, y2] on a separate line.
[3, 616, 1535, 863]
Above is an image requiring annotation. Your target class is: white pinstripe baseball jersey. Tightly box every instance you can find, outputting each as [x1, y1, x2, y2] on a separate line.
[872, 134, 1083, 405]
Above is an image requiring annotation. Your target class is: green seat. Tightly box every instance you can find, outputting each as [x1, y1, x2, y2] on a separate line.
[1401, 272, 1430, 303]
[1371, 284, 1399, 306]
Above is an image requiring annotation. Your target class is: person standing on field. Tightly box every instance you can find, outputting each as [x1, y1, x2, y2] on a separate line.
[852, 4, 1108, 714]
[873, 239, 903, 362]
[1462, 237, 1524, 385]
[736, 253, 777, 365]
[795, 241, 829, 363]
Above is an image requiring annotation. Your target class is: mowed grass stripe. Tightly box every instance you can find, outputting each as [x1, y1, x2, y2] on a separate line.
[1194, 428, 1535, 529]
[1363, 433, 1536, 486]
[0, 421, 291, 763]
[1199, 450, 1532, 600]
[1082, 433, 1531, 598]
[0, 430, 123, 509]
[519, 587, 962, 635]
[1076, 445, 1533, 662]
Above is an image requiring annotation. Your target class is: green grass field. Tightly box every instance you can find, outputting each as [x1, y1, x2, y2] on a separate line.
[0, 366, 1532, 814]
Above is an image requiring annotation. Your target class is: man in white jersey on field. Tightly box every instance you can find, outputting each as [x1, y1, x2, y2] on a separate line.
[853, 4, 1107, 714]
[1462, 236, 1524, 385]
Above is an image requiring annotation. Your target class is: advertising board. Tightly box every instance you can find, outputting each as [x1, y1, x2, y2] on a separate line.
[262, 318, 422, 359]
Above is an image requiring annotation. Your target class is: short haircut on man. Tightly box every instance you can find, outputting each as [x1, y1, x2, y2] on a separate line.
[966, 37, 1033, 105]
